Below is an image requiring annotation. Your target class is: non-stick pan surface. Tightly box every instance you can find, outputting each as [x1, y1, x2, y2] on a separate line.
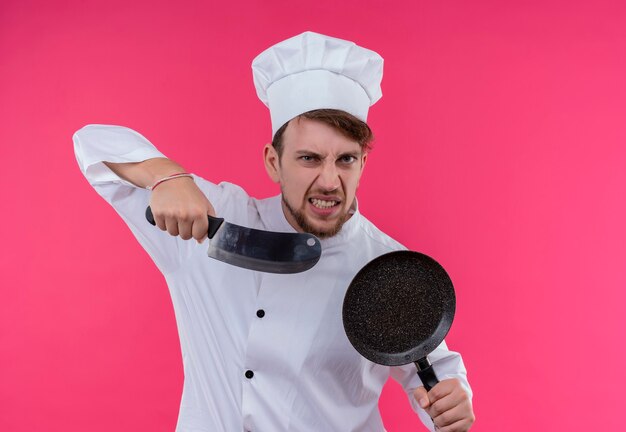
[342, 251, 456, 367]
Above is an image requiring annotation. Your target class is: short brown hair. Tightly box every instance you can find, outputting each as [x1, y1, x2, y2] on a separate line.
[271, 109, 374, 157]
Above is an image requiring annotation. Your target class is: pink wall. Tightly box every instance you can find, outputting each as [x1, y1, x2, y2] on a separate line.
[2, 0, 625, 430]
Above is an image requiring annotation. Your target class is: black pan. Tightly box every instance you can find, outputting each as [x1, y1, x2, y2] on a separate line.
[342, 250, 456, 391]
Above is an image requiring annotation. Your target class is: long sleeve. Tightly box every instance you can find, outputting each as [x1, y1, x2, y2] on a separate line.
[73, 124, 190, 274]
[73, 124, 168, 187]
[389, 340, 472, 431]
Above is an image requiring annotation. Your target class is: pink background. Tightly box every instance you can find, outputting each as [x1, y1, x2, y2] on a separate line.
[2, 0, 625, 430]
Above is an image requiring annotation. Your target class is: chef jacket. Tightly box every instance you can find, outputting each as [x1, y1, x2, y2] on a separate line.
[73, 125, 472, 432]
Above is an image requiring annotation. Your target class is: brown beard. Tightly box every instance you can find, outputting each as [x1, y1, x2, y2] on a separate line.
[281, 194, 348, 239]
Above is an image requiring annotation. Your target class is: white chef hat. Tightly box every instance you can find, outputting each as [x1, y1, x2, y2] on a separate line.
[252, 31, 384, 137]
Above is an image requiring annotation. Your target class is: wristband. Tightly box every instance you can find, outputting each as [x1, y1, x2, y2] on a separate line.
[147, 172, 194, 191]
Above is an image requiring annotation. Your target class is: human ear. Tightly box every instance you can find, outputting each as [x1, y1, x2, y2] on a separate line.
[356, 152, 368, 188]
[263, 144, 280, 183]
[360, 151, 368, 172]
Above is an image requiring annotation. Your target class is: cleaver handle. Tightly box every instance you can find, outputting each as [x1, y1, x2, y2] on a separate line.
[145, 206, 224, 239]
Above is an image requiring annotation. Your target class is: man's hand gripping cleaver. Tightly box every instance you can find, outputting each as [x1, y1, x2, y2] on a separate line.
[146, 206, 321, 273]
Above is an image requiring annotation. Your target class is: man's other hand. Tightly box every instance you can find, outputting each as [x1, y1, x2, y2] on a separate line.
[413, 378, 475, 431]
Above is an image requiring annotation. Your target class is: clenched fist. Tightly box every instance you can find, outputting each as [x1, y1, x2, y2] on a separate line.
[414, 378, 475, 431]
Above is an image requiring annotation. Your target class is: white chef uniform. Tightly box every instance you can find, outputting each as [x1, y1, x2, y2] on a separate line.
[73, 124, 471, 432]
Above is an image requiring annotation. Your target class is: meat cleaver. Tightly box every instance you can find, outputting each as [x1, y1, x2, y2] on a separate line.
[145, 206, 321, 273]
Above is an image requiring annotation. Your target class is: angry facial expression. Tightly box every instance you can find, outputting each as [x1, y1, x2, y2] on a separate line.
[264, 117, 368, 239]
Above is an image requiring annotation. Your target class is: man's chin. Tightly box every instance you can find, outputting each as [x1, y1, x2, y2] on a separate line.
[301, 218, 345, 239]
[282, 195, 348, 238]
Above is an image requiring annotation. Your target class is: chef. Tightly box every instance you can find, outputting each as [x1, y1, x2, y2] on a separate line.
[73, 31, 474, 431]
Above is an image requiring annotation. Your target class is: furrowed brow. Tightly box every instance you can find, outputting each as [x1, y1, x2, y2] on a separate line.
[295, 150, 323, 158]
[338, 151, 361, 159]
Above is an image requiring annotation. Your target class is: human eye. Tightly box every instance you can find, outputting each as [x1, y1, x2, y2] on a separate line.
[298, 154, 320, 165]
[339, 155, 357, 164]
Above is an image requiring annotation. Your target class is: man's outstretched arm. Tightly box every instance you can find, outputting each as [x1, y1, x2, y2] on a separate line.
[103, 157, 215, 244]
[74, 125, 215, 244]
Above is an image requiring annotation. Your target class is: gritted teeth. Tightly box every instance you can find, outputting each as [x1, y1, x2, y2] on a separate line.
[310, 198, 339, 209]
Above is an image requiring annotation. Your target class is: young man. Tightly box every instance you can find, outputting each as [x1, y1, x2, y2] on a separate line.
[74, 32, 474, 431]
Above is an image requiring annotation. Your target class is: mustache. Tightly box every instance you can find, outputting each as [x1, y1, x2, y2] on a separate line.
[306, 190, 345, 199]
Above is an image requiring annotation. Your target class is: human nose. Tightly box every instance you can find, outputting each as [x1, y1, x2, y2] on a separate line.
[317, 161, 340, 191]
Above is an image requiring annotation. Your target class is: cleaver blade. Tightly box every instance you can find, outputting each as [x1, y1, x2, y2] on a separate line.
[146, 206, 321, 273]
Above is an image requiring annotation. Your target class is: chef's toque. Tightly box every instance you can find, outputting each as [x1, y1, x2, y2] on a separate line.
[252, 31, 384, 137]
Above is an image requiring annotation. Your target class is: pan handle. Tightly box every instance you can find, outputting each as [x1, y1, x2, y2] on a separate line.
[415, 357, 439, 392]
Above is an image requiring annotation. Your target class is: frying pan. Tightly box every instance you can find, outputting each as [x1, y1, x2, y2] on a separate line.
[342, 250, 455, 391]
